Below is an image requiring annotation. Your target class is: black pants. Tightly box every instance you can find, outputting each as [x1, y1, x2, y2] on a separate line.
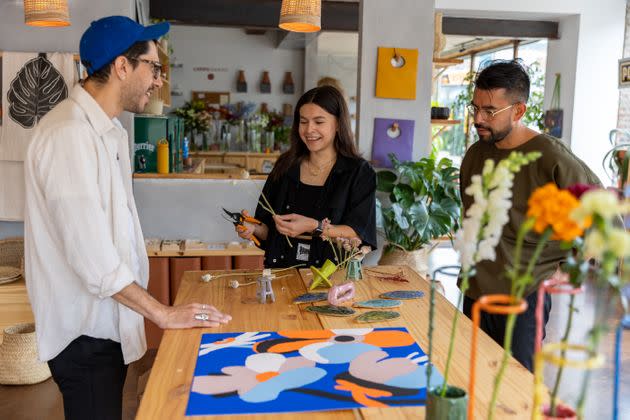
[463, 291, 552, 372]
[48, 335, 128, 420]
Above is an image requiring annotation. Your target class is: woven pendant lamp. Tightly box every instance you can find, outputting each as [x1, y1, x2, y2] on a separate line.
[24, 0, 71, 27]
[278, 0, 321, 33]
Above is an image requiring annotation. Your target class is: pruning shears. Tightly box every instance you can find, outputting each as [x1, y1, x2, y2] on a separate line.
[222, 208, 262, 246]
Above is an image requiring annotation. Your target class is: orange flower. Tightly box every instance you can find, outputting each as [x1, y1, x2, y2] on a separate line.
[526, 183, 591, 241]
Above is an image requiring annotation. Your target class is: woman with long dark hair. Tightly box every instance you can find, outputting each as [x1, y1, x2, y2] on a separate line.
[236, 85, 377, 268]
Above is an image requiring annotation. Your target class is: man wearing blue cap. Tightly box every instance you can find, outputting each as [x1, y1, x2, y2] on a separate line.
[23, 16, 231, 420]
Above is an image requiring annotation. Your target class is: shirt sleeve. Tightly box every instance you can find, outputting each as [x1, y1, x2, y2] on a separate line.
[33, 122, 134, 298]
[552, 151, 603, 188]
[341, 160, 378, 250]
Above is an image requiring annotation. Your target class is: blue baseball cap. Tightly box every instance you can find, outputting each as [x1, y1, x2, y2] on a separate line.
[80, 16, 170, 76]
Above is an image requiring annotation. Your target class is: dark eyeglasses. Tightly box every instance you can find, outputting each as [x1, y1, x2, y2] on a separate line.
[129, 57, 163, 80]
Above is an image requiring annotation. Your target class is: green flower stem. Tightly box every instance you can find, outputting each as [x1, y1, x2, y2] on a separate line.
[549, 293, 576, 416]
[327, 239, 340, 264]
[489, 227, 551, 419]
[510, 221, 529, 296]
[427, 276, 437, 391]
[258, 192, 293, 248]
[440, 272, 469, 396]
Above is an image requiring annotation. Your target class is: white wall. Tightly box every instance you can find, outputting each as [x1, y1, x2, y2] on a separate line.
[168, 25, 304, 113]
[357, 0, 436, 161]
[437, 0, 626, 183]
[0, 0, 136, 235]
[0, 0, 135, 52]
[134, 178, 264, 241]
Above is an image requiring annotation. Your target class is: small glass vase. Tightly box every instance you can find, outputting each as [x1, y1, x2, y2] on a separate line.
[264, 130, 275, 152]
[426, 386, 468, 420]
[201, 131, 209, 151]
[345, 258, 363, 281]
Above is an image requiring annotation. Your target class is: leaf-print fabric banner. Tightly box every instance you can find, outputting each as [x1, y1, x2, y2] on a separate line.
[0, 52, 76, 161]
[186, 327, 442, 416]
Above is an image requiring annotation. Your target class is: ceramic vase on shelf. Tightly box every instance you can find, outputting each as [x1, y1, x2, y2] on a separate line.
[426, 386, 468, 420]
[378, 247, 428, 276]
[236, 70, 247, 93]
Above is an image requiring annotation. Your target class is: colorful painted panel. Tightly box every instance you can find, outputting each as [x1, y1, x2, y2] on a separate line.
[186, 328, 442, 416]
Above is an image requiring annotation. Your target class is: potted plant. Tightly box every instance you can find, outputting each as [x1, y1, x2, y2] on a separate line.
[375, 152, 460, 275]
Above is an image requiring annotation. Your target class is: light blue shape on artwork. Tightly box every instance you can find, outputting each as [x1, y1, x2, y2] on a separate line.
[317, 342, 380, 364]
[241, 367, 326, 403]
[386, 363, 443, 389]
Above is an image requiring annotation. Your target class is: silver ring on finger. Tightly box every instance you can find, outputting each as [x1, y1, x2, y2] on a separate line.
[202, 304, 206, 310]
[194, 313, 209, 321]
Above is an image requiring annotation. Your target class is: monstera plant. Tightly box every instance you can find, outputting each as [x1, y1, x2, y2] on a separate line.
[376, 153, 461, 265]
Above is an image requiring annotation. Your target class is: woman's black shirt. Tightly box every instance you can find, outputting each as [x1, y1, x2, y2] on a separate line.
[254, 155, 377, 268]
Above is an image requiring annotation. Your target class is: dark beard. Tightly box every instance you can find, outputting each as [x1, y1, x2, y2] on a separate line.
[475, 124, 512, 144]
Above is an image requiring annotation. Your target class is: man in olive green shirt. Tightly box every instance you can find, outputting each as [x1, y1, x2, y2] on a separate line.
[459, 60, 601, 371]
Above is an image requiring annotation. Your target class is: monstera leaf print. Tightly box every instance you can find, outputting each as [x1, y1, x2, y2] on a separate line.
[7, 53, 68, 129]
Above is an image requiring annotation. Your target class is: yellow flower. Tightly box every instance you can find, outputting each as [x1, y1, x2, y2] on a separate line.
[572, 190, 630, 224]
[608, 228, 630, 258]
[526, 183, 590, 241]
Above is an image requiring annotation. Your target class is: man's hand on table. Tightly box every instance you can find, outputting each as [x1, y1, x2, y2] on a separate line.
[157, 303, 232, 329]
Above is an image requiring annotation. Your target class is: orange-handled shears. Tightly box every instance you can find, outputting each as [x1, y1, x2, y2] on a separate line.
[222, 208, 262, 246]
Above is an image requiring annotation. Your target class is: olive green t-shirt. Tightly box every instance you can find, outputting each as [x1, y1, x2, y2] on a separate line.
[459, 134, 601, 299]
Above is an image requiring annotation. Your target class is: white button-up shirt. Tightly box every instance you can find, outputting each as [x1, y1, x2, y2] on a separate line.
[24, 85, 149, 364]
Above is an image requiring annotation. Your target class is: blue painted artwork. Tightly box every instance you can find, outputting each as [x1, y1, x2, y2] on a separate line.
[186, 328, 443, 416]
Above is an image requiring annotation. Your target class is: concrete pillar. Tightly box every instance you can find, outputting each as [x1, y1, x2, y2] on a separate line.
[356, 0, 436, 162]
[304, 35, 320, 92]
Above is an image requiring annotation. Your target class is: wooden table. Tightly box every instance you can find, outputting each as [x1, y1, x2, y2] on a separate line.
[137, 266, 538, 419]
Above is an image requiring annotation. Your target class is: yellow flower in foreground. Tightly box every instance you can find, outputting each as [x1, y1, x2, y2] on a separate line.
[527, 183, 590, 241]
[572, 189, 630, 224]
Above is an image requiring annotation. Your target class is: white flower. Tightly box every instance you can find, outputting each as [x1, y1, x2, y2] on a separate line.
[572, 190, 630, 223]
[453, 151, 540, 273]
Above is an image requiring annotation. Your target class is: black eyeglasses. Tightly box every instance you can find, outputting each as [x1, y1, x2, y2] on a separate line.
[128, 57, 163, 80]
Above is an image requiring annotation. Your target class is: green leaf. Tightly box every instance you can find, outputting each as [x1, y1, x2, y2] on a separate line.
[376, 170, 397, 193]
[408, 201, 429, 237]
[438, 197, 460, 220]
[393, 184, 415, 208]
[391, 203, 410, 230]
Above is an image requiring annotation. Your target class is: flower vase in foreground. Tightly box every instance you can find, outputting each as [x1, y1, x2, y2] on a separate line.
[427, 386, 468, 420]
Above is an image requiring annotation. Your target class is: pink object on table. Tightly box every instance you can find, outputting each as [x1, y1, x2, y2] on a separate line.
[327, 282, 355, 306]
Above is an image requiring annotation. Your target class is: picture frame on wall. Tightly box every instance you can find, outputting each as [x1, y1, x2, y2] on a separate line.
[619, 57, 630, 89]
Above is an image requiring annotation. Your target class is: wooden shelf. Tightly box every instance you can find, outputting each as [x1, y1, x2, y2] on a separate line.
[134, 172, 268, 180]
[432, 57, 464, 67]
[431, 119, 461, 125]
[147, 248, 264, 257]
